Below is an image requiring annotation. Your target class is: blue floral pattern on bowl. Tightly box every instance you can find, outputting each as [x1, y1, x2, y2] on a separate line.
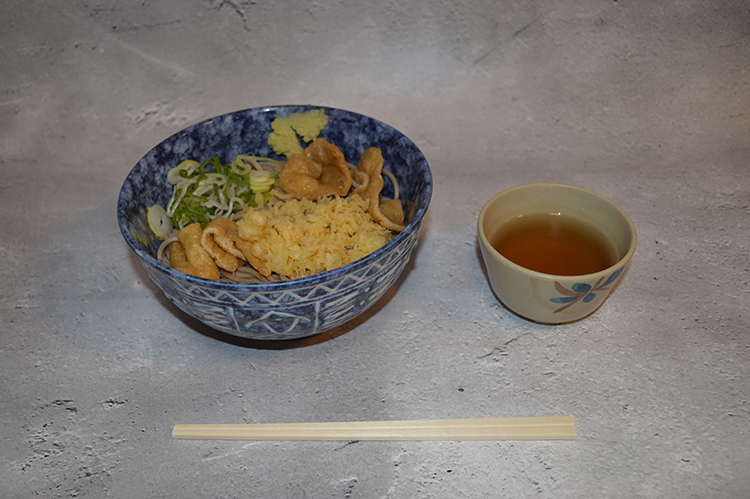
[118, 105, 432, 340]
[529, 264, 629, 320]
[549, 267, 624, 314]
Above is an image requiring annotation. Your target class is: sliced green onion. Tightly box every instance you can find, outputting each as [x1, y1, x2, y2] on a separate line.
[164, 154, 283, 230]
[167, 160, 200, 184]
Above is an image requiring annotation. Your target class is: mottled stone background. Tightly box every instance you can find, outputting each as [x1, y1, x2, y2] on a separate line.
[2, 1, 748, 497]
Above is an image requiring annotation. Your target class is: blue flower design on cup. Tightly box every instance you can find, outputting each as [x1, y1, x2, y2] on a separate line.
[550, 268, 624, 314]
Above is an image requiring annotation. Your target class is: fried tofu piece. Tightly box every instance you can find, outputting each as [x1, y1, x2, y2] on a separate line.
[226, 232, 273, 277]
[169, 223, 221, 280]
[278, 138, 352, 200]
[379, 198, 405, 226]
[352, 147, 405, 232]
[200, 216, 242, 272]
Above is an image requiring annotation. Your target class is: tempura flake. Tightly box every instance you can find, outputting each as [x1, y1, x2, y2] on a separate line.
[236, 195, 392, 278]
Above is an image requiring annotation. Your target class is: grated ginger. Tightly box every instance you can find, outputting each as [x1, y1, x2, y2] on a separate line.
[236, 194, 392, 278]
[268, 109, 329, 158]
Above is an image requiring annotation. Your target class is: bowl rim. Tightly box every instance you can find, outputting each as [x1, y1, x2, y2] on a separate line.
[117, 104, 433, 291]
[476, 182, 637, 281]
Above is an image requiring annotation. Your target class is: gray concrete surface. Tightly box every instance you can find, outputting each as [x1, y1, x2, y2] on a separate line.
[2, 1, 749, 497]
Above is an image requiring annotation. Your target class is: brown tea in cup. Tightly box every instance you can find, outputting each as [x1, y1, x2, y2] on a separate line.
[489, 212, 618, 276]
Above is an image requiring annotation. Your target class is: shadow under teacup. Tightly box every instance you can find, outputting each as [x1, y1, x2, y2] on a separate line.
[477, 183, 636, 324]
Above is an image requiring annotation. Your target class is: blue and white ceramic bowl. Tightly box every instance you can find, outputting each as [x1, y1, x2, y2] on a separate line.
[118, 105, 432, 340]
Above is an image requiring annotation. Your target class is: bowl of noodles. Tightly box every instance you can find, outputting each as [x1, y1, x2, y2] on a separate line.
[117, 105, 432, 340]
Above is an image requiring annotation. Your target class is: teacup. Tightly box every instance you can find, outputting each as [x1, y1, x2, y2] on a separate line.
[477, 183, 636, 324]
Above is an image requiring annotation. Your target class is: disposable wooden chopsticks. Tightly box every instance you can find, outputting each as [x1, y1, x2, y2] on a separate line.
[172, 416, 576, 441]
